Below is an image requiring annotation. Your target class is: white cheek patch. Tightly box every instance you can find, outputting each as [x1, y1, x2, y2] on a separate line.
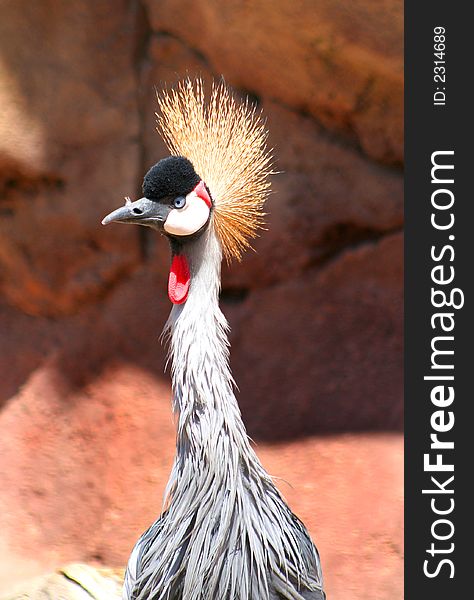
[164, 191, 211, 237]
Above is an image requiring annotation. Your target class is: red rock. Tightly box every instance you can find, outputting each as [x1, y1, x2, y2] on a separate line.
[220, 100, 403, 291]
[144, 0, 403, 164]
[0, 1, 141, 316]
[227, 233, 403, 438]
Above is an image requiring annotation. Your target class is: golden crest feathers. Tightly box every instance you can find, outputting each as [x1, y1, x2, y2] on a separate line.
[155, 78, 273, 261]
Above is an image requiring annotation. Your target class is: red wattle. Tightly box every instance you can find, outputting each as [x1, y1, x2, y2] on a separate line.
[168, 254, 190, 304]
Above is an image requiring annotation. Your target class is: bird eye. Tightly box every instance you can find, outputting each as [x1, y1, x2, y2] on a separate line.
[174, 196, 186, 209]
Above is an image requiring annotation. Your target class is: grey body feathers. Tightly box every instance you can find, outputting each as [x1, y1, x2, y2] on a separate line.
[123, 231, 325, 600]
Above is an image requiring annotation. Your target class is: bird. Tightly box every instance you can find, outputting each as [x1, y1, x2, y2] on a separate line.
[102, 79, 325, 600]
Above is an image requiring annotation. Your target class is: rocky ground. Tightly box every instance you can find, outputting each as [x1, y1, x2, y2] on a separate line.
[0, 564, 123, 599]
[0, 1, 403, 598]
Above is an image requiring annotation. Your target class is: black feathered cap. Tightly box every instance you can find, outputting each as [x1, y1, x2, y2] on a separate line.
[142, 156, 201, 200]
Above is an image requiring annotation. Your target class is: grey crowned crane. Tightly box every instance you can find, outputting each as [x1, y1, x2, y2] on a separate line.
[102, 79, 325, 600]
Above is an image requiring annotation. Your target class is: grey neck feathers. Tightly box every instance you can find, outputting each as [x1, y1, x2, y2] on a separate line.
[164, 228, 254, 478]
[136, 228, 324, 599]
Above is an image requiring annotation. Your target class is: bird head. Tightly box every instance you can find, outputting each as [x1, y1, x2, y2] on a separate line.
[102, 156, 213, 239]
[102, 156, 213, 304]
[101, 78, 272, 305]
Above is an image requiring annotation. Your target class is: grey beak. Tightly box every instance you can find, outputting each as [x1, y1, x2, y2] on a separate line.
[101, 197, 170, 228]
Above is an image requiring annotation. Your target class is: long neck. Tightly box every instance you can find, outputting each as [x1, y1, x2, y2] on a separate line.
[154, 230, 315, 598]
[164, 229, 251, 471]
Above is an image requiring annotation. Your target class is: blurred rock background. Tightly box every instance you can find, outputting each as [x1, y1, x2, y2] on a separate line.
[0, 1, 403, 599]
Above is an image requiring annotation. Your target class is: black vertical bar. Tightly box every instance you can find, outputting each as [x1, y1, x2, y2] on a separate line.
[405, 3, 472, 598]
